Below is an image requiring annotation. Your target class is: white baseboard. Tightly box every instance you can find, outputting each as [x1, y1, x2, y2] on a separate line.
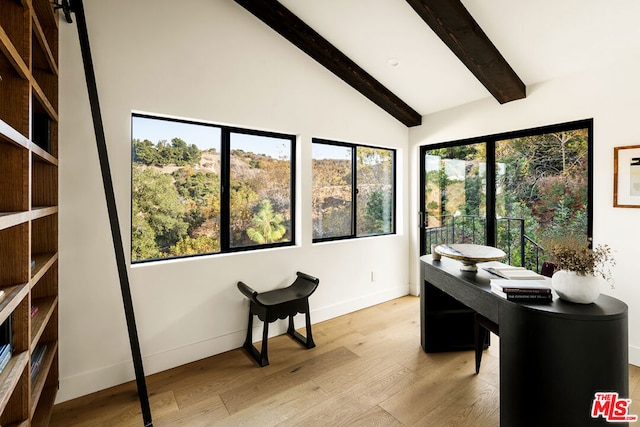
[311, 285, 410, 325]
[56, 329, 247, 403]
[408, 282, 420, 296]
[57, 285, 638, 405]
[629, 344, 640, 367]
[56, 284, 410, 403]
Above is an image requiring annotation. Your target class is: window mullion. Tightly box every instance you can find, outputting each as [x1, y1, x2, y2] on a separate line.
[220, 129, 231, 251]
[351, 146, 357, 237]
[486, 140, 496, 247]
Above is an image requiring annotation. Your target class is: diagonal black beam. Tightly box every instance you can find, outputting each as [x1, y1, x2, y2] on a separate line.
[406, 0, 526, 104]
[63, 1, 153, 425]
[233, 0, 422, 127]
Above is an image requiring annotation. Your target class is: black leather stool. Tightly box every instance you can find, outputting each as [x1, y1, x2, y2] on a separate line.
[237, 272, 319, 367]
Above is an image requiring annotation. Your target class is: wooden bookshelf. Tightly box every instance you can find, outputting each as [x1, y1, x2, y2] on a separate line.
[0, 0, 59, 424]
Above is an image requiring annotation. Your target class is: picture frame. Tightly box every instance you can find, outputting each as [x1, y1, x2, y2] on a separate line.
[613, 145, 640, 208]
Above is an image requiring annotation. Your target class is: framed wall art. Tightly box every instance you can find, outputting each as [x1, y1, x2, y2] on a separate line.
[614, 144, 640, 207]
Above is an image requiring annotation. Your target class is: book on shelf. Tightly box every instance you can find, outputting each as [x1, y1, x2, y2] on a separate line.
[494, 292, 553, 303]
[0, 343, 12, 374]
[31, 305, 38, 318]
[0, 314, 12, 350]
[491, 278, 553, 303]
[491, 279, 552, 294]
[480, 261, 546, 280]
[31, 344, 47, 384]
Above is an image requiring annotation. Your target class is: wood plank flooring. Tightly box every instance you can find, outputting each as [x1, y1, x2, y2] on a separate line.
[50, 296, 640, 426]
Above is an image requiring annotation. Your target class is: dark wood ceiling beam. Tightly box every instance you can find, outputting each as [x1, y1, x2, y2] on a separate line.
[233, 0, 422, 127]
[406, 0, 526, 104]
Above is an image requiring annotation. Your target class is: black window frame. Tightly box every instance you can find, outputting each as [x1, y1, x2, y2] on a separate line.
[419, 118, 594, 256]
[312, 138, 397, 243]
[131, 113, 296, 263]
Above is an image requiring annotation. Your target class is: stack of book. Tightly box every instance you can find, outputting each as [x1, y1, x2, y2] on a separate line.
[490, 279, 552, 303]
[31, 344, 47, 384]
[0, 343, 12, 374]
[481, 261, 546, 280]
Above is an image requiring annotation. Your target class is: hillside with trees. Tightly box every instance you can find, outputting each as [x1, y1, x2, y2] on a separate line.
[424, 129, 589, 267]
[312, 146, 394, 239]
[131, 138, 291, 261]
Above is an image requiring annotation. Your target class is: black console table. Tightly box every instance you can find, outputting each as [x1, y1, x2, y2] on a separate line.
[420, 255, 629, 427]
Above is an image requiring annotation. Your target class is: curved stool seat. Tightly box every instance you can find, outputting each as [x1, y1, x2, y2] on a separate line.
[237, 272, 319, 367]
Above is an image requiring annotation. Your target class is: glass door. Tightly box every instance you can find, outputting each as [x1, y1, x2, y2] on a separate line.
[419, 120, 592, 272]
[420, 143, 490, 255]
[495, 129, 590, 269]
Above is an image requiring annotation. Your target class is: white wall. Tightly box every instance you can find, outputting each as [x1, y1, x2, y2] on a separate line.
[409, 56, 640, 367]
[58, 0, 640, 404]
[58, 0, 410, 402]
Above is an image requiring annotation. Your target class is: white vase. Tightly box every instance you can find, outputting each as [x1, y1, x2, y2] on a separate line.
[551, 270, 601, 304]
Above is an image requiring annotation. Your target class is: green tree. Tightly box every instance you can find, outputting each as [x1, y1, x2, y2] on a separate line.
[230, 181, 260, 246]
[363, 189, 392, 233]
[169, 235, 218, 256]
[132, 166, 189, 255]
[131, 199, 160, 260]
[246, 199, 286, 244]
[133, 137, 201, 167]
[312, 158, 352, 238]
[132, 139, 159, 165]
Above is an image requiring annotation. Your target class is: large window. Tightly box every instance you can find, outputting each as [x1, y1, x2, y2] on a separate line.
[420, 119, 593, 271]
[312, 139, 395, 241]
[131, 114, 295, 262]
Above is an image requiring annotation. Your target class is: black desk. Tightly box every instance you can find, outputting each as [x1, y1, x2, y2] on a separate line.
[420, 255, 629, 427]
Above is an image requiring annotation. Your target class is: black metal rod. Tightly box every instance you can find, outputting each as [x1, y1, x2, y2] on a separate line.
[520, 218, 525, 268]
[67, 1, 153, 425]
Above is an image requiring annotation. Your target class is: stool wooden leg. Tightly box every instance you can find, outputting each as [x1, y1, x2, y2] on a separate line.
[304, 309, 315, 349]
[258, 320, 270, 367]
[286, 314, 306, 346]
[243, 311, 253, 349]
[242, 312, 270, 367]
[286, 306, 315, 349]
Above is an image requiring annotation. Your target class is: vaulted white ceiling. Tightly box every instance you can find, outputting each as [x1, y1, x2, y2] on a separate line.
[277, 0, 640, 116]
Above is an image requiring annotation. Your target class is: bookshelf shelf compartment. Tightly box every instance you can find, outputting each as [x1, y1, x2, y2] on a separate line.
[0, 139, 28, 213]
[29, 341, 57, 420]
[31, 0, 58, 63]
[31, 156, 58, 208]
[31, 214, 57, 258]
[0, 224, 29, 287]
[0, 0, 30, 68]
[0, 283, 28, 323]
[29, 253, 57, 285]
[31, 94, 58, 156]
[0, 50, 29, 138]
[32, 383, 57, 426]
[0, 351, 29, 421]
[30, 297, 57, 349]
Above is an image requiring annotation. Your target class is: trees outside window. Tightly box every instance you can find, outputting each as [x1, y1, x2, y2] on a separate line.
[312, 139, 395, 241]
[131, 114, 294, 262]
[420, 120, 592, 271]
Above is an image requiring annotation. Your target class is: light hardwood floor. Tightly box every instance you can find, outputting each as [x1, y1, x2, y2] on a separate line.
[51, 296, 640, 426]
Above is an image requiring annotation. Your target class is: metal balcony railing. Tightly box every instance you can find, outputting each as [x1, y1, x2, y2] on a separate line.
[424, 214, 545, 273]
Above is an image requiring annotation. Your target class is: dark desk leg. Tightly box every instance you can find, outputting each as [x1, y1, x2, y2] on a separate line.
[421, 280, 478, 352]
[500, 303, 629, 427]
